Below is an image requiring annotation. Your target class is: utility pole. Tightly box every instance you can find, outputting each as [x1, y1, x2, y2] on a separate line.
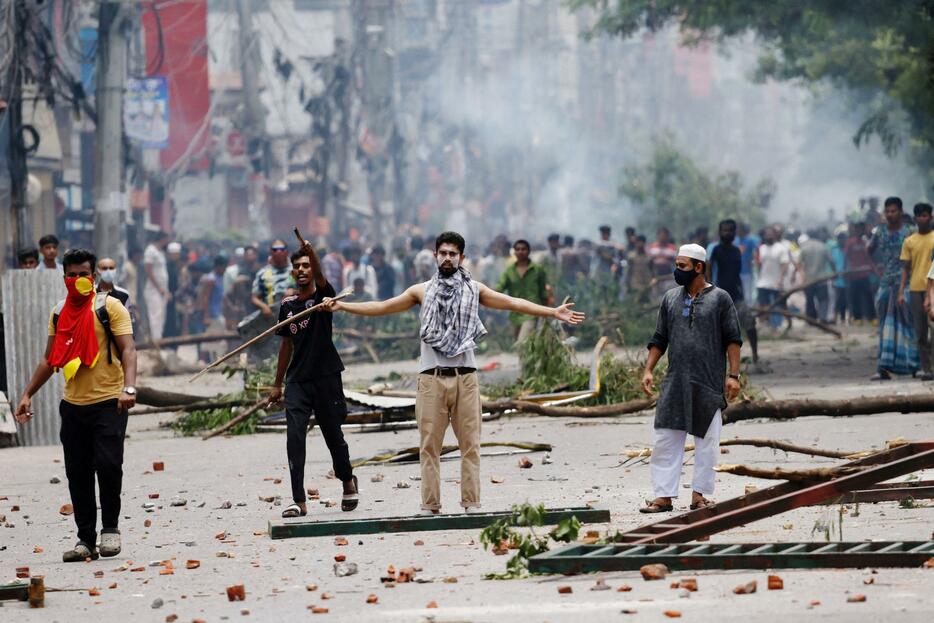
[93, 2, 130, 263]
[236, 0, 270, 240]
[5, 0, 30, 257]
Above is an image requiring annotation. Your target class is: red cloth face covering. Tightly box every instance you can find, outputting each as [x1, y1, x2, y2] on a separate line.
[48, 276, 100, 381]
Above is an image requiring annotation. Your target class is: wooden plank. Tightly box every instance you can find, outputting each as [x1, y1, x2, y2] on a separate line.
[268, 507, 611, 539]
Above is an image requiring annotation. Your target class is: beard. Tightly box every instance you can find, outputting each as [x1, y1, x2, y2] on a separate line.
[438, 261, 458, 277]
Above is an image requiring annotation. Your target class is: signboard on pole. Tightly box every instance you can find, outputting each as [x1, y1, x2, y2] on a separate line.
[125, 76, 170, 149]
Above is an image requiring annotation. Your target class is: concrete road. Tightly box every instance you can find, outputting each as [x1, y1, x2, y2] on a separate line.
[1, 327, 932, 622]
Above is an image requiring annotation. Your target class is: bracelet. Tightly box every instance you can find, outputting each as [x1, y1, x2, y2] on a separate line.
[728, 373, 740, 380]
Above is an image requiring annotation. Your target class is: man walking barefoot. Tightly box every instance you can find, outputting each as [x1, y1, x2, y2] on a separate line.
[641, 244, 742, 513]
[15, 249, 137, 561]
[267, 243, 358, 517]
[324, 232, 584, 514]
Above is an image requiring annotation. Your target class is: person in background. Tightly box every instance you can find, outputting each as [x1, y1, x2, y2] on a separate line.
[624, 227, 638, 252]
[225, 245, 259, 294]
[868, 197, 916, 380]
[251, 239, 295, 318]
[736, 222, 760, 306]
[844, 222, 877, 326]
[648, 227, 678, 276]
[96, 257, 132, 309]
[321, 246, 345, 291]
[37, 234, 63, 272]
[496, 239, 549, 342]
[17, 247, 40, 269]
[626, 235, 654, 302]
[900, 203, 934, 380]
[798, 229, 835, 322]
[708, 220, 759, 365]
[178, 259, 209, 337]
[829, 229, 848, 324]
[343, 245, 378, 299]
[755, 226, 792, 329]
[143, 231, 171, 342]
[196, 255, 229, 364]
[163, 242, 184, 341]
[368, 245, 396, 301]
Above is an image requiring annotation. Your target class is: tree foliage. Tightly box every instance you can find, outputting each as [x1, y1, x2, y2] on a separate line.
[618, 136, 772, 240]
[570, 0, 934, 174]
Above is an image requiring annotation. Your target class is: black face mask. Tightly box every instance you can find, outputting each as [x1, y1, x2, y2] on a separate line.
[673, 267, 699, 286]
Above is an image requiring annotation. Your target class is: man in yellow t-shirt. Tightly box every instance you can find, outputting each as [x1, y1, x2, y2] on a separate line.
[14, 249, 137, 563]
[899, 203, 934, 379]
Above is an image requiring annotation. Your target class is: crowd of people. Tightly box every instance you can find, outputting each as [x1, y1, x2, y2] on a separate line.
[13, 194, 934, 378]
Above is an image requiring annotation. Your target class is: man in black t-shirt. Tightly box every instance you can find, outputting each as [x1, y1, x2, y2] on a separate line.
[267, 245, 358, 518]
[708, 219, 759, 364]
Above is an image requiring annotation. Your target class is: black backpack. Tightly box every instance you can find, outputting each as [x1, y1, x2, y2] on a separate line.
[52, 292, 122, 364]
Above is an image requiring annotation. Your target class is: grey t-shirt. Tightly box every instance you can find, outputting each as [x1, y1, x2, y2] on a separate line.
[648, 284, 743, 437]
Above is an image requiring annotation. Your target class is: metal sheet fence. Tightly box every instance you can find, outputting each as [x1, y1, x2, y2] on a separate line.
[2, 270, 66, 446]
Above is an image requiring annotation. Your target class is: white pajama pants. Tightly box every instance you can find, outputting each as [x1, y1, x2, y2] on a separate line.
[143, 286, 166, 341]
[650, 409, 722, 499]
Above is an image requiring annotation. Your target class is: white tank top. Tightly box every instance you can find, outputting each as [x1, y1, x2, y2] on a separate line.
[419, 340, 477, 372]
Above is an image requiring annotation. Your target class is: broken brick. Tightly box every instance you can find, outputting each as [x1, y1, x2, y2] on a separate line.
[148, 493, 160, 500]
[165, 616, 178, 623]
[557, 586, 572, 594]
[306, 584, 318, 592]
[33, 546, 43, 554]
[159, 569, 173, 576]
[414, 540, 424, 546]
[617, 584, 632, 592]
[152, 462, 164, 471]
[16, 566, 29, 578]
[306, 488, 320, 499]
[321, 592, 333, 600]
[863, 577, 874, 585]
[847, 594, 867, 603]
[88, 588, 100, 597]
[215, 531, 227, 540]
[426, 601, 438, 608]
[640, 564, 668, 581]
[663, 611, 682, 618]
[366, 594, 378, 604]
[490, 476, 505, 484]
[517, 457, 533, 469]
[59, 503, 74, 515]
[186, 560, 200, 570]
[678, 578, 698, 592]
[309, 606, 328, 614]
[94, 571, 104, 578]
[767, 575, 783, 590]
[923, 558, 934, 569]
[334, 554, 346, 562]
[144, 519, 152, 528]
[108, 583, 117, 589]
[334, 537, 348, 546]
[226, 585, 246, 602]
[397, 567, 416, 583]
[809, 600, 821, 607]
[11, 505, 20, 512]
[733, 580, 757, 595]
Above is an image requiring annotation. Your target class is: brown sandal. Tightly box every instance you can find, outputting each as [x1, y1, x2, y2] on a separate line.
[689, 497, 714, 510]
[639, 500, 673, 514]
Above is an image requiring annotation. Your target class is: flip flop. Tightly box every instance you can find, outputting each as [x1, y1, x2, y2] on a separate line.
[341, 475, 359, 512]
[281, 503, 306, 518]
[639, 500, 673, 514]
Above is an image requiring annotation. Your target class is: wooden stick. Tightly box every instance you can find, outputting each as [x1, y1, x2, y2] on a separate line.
[187, 286, 353, 382]
[201, 397, 269, 440]
[137, 332, 239, 350]
[714, 464, 867, 482]
[722, 393, 934, 423]
[130, 398, 258, 416]
[750, 306, 842, 338]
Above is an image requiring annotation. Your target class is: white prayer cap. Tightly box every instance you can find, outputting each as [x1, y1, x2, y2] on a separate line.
[678, 243, 707, 262]
[167, 242, 182, 253]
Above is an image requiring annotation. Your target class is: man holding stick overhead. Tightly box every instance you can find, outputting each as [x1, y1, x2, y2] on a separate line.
[323, 231, 585, 514]
[267, 241, 358, 517]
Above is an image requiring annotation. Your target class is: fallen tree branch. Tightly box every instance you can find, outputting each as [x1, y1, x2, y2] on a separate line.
[714, 464, 867, 481]
[621, 438, 867, 461]
[137, 386, 217, 407]
[750, 306, 842, 338]
[767, 268, 872, 310]
[481, 397, 656, 417]
[723, 394, 934, 423]
[352, 441, 552, 468]
[130, 398, 257, 416]
[201, 398, 269, 440]
[137, 332, 239, 350]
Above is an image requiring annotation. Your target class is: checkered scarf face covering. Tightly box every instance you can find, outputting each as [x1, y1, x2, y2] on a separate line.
[420, 266, 487, 358]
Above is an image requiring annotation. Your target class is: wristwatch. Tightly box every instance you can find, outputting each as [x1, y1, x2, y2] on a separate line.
[728, 374, 740, 380]
[123, 386, 137, 395]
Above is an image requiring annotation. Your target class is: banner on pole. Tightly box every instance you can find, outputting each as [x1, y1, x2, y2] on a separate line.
[125, 76, 170, 149]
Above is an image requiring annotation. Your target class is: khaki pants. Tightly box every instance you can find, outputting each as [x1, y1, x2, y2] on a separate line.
[415, 371, 482, 510]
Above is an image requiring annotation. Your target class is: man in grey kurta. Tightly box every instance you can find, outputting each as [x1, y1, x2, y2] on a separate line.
[640, 243, 743, 513]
